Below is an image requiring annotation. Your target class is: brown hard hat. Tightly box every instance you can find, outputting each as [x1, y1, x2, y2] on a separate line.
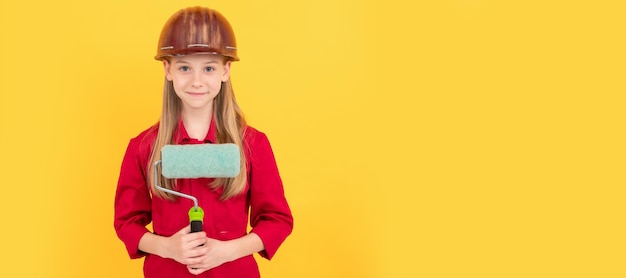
[155, 6, 239, 61]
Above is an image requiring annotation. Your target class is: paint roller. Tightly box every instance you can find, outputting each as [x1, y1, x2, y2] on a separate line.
[153, 143, 241, 233]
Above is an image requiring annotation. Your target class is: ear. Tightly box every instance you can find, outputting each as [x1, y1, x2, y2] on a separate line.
[221, 61, 231, 82]
[163, 60, 173, 81]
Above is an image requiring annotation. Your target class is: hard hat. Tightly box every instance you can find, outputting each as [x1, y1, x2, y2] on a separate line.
[155, 6, 239, 61]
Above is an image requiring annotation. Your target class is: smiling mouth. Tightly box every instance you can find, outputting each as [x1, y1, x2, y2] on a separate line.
[187, 92, 207, 96]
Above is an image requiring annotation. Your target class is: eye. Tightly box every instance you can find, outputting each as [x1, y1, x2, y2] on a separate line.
[204, 66, 215, 72]
[179, 66, 190, 72]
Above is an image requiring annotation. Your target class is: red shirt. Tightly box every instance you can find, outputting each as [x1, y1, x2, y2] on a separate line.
[114, 119, 293, 278]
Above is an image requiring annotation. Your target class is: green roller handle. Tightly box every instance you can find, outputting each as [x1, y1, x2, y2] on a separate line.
[189, 207, 204, 233]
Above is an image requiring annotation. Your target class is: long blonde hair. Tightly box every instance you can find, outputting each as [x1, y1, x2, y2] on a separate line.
[147, 72, 247, 201]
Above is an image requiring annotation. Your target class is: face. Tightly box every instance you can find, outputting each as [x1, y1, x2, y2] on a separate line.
[163, 54, 231, 112]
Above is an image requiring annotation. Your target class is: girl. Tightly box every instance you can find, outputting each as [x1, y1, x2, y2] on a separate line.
[114, 6, 293, 277]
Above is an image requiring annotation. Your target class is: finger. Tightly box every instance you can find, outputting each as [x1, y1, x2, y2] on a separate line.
[184, 253, 208, 266]
[183, 231, 206, 240]
[176, 240, 206, 261]
[181, 251, 203, 264]
[191, 243, 209, 254]
[185, 246, 208, 259]
[187, 266, 206, 275]
[183, 232, 207, 245]
[183, 248, 208, 263]
[176, 224, 191, 235]
[187, 258, 209, 270]
[191, 231, 207, 239]
[186, 241, 206, 251]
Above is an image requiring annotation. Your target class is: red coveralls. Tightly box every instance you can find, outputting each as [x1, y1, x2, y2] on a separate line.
[114, 119, 293, 277]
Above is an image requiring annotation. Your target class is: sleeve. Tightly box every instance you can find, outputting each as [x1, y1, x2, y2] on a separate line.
[113, 138, 153, 259]
[247, 131, 294, 260]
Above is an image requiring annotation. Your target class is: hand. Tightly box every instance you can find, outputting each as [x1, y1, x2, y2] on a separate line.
[162, 225, 208, 265]
[186, 237, 235, 275]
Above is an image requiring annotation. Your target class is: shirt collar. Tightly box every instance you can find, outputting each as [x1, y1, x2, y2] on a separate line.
[173, 116, 217, 144]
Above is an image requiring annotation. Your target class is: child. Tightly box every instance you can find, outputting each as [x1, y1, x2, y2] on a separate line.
[114, 6, 293, 277]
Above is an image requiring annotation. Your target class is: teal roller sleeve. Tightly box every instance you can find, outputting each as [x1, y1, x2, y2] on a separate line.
[161, 143, 241, 178]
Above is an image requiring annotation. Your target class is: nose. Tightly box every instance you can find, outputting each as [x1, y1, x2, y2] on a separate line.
[191, 71, 203, 88]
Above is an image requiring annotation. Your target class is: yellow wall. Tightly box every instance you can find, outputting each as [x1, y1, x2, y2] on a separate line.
[0, 0, 624, 277]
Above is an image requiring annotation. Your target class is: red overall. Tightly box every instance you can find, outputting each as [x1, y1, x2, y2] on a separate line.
[114, 119, 293, 277]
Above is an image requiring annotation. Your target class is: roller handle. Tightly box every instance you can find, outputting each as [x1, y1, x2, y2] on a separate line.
[190, 220, 203, 233]
[188, 207, 205, 233]
[189, 217, 204, 270]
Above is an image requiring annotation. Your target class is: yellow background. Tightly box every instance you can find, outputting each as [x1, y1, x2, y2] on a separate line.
[0, 0, 624, 277]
